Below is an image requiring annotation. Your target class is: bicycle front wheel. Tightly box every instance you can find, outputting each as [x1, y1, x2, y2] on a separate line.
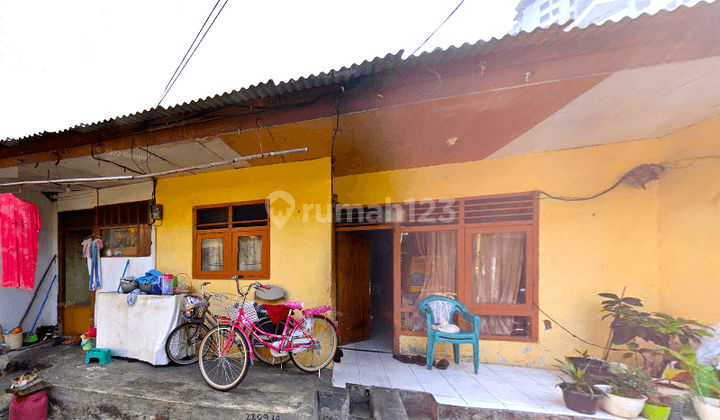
[198, 326, 250, 391]
[290, 316, 338, 373]
[165, 321, 208, 365]
[252, 317, 292, 366]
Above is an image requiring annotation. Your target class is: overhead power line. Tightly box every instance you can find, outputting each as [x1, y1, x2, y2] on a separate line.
[153, 0, 229, 109]
[409, 0, 465, 57]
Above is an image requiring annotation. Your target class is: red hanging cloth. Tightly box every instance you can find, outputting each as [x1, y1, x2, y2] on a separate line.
[0, 194, 41, 290]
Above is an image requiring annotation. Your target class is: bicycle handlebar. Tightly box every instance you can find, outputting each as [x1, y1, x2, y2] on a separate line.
[231, 275, 269, 294]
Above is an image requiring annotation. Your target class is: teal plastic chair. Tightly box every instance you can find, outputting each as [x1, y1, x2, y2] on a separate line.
[419, 296, 480, 374]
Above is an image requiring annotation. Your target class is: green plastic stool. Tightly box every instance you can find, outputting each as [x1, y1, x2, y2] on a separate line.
[85, 348, 112, 365]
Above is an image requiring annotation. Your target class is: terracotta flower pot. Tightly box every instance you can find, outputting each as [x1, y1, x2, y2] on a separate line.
[561, 385, 603, 415]
[693, 397, 720, 420]
[642, 403, 671, 420]
[601, 393, 648, 419]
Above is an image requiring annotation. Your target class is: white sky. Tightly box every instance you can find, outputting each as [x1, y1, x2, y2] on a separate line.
[0, 1, 517, 140]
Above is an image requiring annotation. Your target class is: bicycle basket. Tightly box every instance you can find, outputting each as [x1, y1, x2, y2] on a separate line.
[181, 295, 206, 319]
[226, 301, 259, 324]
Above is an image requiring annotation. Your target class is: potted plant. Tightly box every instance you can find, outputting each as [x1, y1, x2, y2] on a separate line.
[567, 349, 617, 385]
[556, 358, 604, 415]
[598, 291, 710, 378]
[600, 366, 655, 418]
[664, 342, 720, 420]
[642, 394, 673, 420]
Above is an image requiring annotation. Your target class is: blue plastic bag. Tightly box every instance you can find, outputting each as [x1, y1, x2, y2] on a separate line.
[136, 270, 162, 285]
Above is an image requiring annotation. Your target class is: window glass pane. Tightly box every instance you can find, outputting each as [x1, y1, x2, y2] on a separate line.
[237, 235, 262, 271]
[233, 204, 268, 223]
[481, 315, 531, 337]
[233, 204, 268, 228]
[401, 311, 427, 332]
[471, 232, 526, 305]
[201, 238, 224, 271]
[400, 231, 457, 307]
[197, 207, 229, 226]
[101, 227, 138, 257]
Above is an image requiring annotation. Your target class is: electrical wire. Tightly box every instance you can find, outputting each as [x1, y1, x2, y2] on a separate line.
[130, 139, 147, 174]
[155, 0, 222, 108]
[154, 0, 229, 108]
[409, 0, 465, 58]
[538, 176, 627, 202]
[379, 1, 464, 95]
[661, 153, 720, 169]
[91, 142, 144, 175]
[330, 92, 341, 183]
[533, 302, 625, 353]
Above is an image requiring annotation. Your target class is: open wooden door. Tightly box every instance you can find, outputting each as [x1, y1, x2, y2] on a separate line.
[59, 208, 96, 337]
[336, 232, 372, 345]
[60, 228, 95, 336]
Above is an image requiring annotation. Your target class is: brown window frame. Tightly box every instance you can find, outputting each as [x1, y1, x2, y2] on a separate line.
[96, 201, 152, 258]
[336, 191, 539, 344]
[394, 192, 539, 343]
[192, 200, 270, 279]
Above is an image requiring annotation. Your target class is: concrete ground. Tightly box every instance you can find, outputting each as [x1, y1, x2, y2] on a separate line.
[1, 341, 335, 420]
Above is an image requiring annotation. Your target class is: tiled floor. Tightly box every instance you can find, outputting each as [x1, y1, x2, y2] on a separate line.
[333, 339, 626, 419]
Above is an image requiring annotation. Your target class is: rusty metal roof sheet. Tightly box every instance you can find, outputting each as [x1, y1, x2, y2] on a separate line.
[1, 0, 716, 145]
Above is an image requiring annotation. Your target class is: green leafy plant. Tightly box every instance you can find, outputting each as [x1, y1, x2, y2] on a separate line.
[662, 346, 720, 398]
[575, 349, 591, 358]
[555, 358, 602, 396]
[607, 366, 656, 399]
[598, 291, 710, 376]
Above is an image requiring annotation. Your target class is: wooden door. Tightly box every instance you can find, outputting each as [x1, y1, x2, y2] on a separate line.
[60, 229, 94, 336]
[336, 232, 372, 345]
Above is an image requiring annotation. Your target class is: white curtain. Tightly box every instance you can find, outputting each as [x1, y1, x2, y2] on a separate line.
[472, 232, 525, 335]
[414, 231, 458, 304]
[237, 235, 262, 271]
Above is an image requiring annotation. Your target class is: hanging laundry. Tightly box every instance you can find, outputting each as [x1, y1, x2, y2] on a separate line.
[81, 237, 93, 259]
[0, 194, 41, 290]
[88, 238, 103, 291]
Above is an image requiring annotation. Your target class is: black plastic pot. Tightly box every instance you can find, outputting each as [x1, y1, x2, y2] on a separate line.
[567, 357, 616, 385]
[560, 384, 603, 415]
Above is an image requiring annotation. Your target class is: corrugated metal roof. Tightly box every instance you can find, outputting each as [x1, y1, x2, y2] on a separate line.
[1, 0, 716, 145]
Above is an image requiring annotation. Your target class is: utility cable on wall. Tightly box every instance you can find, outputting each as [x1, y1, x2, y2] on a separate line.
[533, 302, 624, 353]
[538, 163, 664, 202]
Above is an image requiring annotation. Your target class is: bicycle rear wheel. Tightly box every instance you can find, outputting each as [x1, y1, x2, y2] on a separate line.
[252, 317, 292, 366]
[290, 316, 338, 373]
[198, 326, 250, 391]
[165, 321, 207, 365]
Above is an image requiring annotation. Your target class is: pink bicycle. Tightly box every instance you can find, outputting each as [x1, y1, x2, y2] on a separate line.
[197, 277, 339, 391]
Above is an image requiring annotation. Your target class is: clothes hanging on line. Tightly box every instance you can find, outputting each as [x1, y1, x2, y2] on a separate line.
[0, 194, 41, 290]
[88, 238, 103, 291]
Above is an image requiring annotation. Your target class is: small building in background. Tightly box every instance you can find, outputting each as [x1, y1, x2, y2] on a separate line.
[511, 0, 708, 34]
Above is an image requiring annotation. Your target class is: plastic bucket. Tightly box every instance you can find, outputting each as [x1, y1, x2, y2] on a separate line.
[81, 337, 94, 351]
[3, 333, 22, 350]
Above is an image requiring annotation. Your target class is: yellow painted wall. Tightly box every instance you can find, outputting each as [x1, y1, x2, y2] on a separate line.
[334, 115, 720, 367]
[155, 158, 333, 310]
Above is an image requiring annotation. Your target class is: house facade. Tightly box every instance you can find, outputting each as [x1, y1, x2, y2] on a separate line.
[1, 1, 719, 368]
